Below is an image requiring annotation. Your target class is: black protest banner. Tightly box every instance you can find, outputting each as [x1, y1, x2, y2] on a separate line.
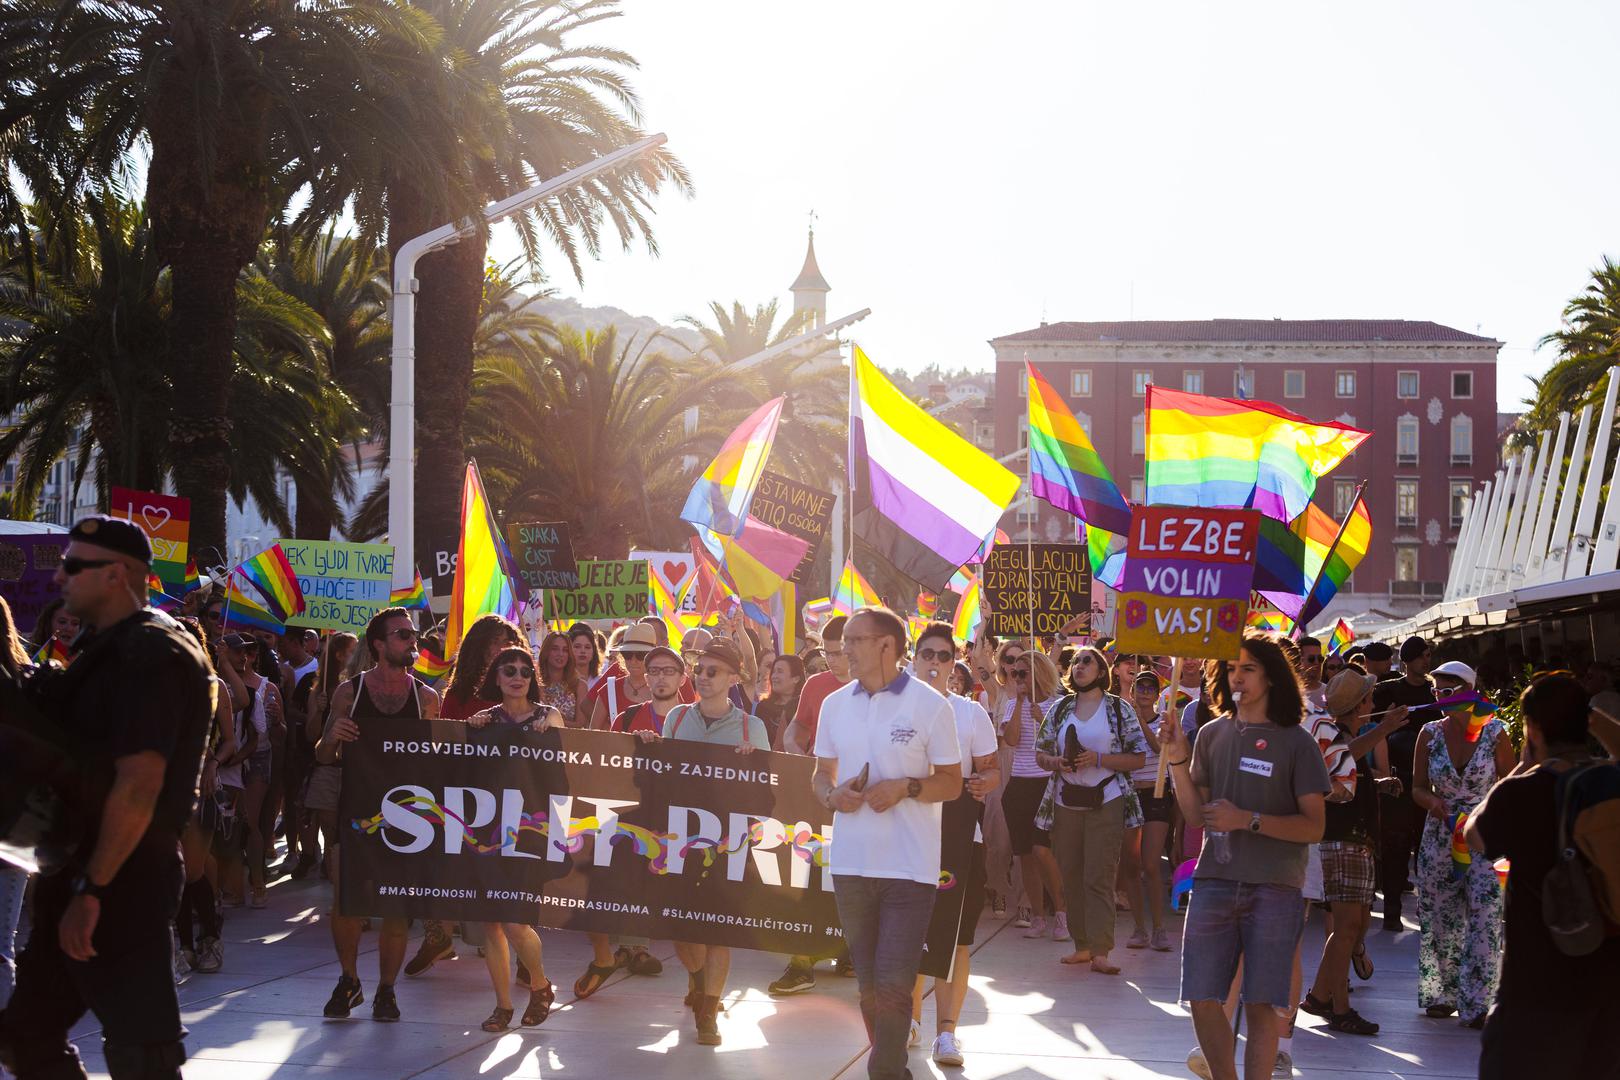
[337, 723, 965, 974]
[747, 471, 834, 582]
[981, 544, 1091, 637]
[506, 522, 580, 591]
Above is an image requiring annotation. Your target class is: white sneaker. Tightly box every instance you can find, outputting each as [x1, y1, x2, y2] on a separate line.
[1273, 1050, 1294, 1077]
[908, 1019, 921, 1048]
[1052, 912, 1070, 941]
[1023, 915, 1048, 938]
[932, 1031, 964, 1067]
[1186, 1046, 1214, 1080]
[1013, 905, 1032, 928]
[170, 928, 190, 984]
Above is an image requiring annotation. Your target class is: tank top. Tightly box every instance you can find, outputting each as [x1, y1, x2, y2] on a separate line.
[351, 671, 423, 720]
[1004, 696, 1056, 778]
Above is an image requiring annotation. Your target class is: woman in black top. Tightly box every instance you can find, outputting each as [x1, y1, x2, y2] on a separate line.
[752, 653, 805, 748]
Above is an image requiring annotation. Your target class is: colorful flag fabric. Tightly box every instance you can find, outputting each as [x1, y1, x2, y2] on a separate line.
[1145, 386, 1369, 523]
[1297, 496, 1372, 628]
[647, 564, 698, 643]
[849, 346, 1020, 588]
[1246, 597, 1292, 633]
[1083, 524, 1128, 589]
[1256, 503, 1339, 618]
[413, 644, 452, 685]
[681, 397, 785, 538]
[1449, 809, 1472, 881]
[390, 568, 429, 610]
[1435, 690, 1499, 743]
[802, 596, 835, 636]
[223, 573, 286, 634]
[33, 638, 70, 668]
[1328, 618, 1355, 655]
[444, 461, 520, 661]
[917, 590, 939, 618]
[952, 574, 983, 641]
[237, 543, 306, 624]
[831, 559, 882, 616]
[696, 515, 810, 601]
[1026, 361, 1133, 535]
[966, 527, 1011, 566]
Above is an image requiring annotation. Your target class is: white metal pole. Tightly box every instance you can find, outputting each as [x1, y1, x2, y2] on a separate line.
[1543, 404, 1593, 583]
[1521, 411, 1570, 584]
[387, 134, 668, 589]
[1565, 368, 1620, 579]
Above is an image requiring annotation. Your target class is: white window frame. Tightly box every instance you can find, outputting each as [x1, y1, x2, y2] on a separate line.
[1131, 413, 1145, 455]
[1017, 417, 1028, 449]
[1183, 370, 1204, 394]
[1333, 479, 1357, 520]
[1449, 480, 1471, 528]
[1132, 370, 1152, 397]
[1284, 370, 1306, 399]
[1335, 371, 1356, 398]
[1395, 478, 1419, 528]
[1397, 370, 1420, 399]
[1071, 369, 1092, 397]
[1234, 369, 1254, 398]
[1450, 415, 1473, 466]
[1130, 477, 1145, 503]
[1396, 416, 1420, 467]
[1394, 546, 1419, 582]
[1451, 371, 1474, 399]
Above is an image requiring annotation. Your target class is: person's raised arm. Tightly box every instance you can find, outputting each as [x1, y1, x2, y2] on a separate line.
[1347, 704, 1408, 759]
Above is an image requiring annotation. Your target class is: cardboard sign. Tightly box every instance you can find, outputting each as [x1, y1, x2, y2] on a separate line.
[544, 559, 649, 622]
[425, 528, 460, 602]
[747, 471, 834, 582]
[1113, 507, 1258, 660]
[632, 549, 699, 614]
[506, 522, 579, 591]
[981, 544, 1090, 637]
[275, 539, 395, 631]
[109, 487, 190, 586]
[0, 535, 66, 631]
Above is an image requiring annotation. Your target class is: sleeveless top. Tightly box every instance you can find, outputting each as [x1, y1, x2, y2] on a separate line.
[351, 670, 423, 720]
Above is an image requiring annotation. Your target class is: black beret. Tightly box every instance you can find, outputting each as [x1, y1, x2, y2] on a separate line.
[70, 515, 152, 565]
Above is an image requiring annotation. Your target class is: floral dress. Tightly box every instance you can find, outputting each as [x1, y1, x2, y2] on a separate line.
[539, 682, 578, 727]
[1415, 717, 1505, 1020]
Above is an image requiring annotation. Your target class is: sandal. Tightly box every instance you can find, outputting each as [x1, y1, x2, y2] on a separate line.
[1299, 991, 1334, 1018]
[626, 948, 663, 976]
[521, 982, 555, 1026]
[573, 962, 616, 1000]
[1327, 1008, 1380, 1035]
[481, 1006, 514, 1032]
[1352, 945, 1374, 981]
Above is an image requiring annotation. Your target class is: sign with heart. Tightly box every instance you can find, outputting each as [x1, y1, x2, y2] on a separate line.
[109, 487, 191, 587]
[631, 550, 698, 614]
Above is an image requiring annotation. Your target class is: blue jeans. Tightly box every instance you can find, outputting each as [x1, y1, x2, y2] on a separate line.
[833, 875, 938, 1080]
[0, 864, 27, 1009]
[1180, 879, 1305, 1008]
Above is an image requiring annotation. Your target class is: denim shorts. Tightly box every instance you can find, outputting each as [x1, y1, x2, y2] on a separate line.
[245, 750, 273, 785]
[1180, 879, 1306, 1009]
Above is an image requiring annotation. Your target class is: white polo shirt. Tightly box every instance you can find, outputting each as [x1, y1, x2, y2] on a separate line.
[949, 692, 999, 843]
[814, 671, 961, 886]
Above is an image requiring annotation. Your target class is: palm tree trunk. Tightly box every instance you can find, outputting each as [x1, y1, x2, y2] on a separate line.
[294, 476, 335, 541]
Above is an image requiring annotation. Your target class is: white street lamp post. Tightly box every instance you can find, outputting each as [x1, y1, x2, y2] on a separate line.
[388, 134, 669, 588]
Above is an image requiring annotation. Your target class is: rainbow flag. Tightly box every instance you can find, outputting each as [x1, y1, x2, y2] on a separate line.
[1145, 386, 1369, 523]
[850, 345, 1020, 588]
[1435, 690, 1498, 743]
[444, 460, 520, 660]
[146, 573, 178, 611]
[917, 590, 939, 617]
[907, 614, 931, 644]
[1328, 618, 1355, 655]
[1449, 809, 1472, 880]
[647, 562, 699, 642]
[33, 638, 70, 668]
[952, 573, 983, 641]
[1026, 361, 1133, 535]
[413, 644, 452, 685]
[223, 573, 285, 634]
[1247, 606, 1291, 633]
[1257, 502, 1339, 619]
[966, 527, 1011, 565]
[390, 568, 429, 610]
[1084, 523, 1129, 589]
[831, 559, 882, 616]
[1297, 496, 1372, 627]
[681, 396, 784, 538]
[237, 543, 306, 624]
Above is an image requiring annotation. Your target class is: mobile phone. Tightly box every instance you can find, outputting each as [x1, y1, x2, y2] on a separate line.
[850, 763, 871, 792]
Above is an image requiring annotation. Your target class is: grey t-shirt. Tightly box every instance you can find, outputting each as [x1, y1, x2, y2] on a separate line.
[1188, 715, 1331, 888]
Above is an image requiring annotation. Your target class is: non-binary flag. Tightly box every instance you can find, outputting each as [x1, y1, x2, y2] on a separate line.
[1144, 386, 1369, 523]
[849, 346, 1020, 588]
[237, 543, 306, 624]
[1026, 361, 1133, 536]
[390, 568, 430, 610]
[1328, 618, 1355, 655]
[1297, 496, 1372, 628]
[444, 460, 520, 660]
[681, 397, 785, 538]
[830, 559, 881, 616]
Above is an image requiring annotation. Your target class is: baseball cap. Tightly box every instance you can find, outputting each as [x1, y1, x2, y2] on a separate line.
[1430, 661, 1477, 688]
[643, 645, 682, 671]
[1325, 669, 1378, 718]
[618, 623, 657, 654]
[222, 633, 252, 649]
[69, 514, 152, 564]
[698, 638, 742, 673]
[1400, 636, 1430, 663]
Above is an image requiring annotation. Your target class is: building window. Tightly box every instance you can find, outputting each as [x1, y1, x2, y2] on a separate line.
[1131, 413, 1145, 455]
[1130, 477, 1145, 503]
[1395, 546, 1419, 582]
[1017, 377, 1026, 398]
[1234, 369, 1254, 398]
[1071, 369, 1092, 396]
[1017, 417, 1028, 449]
[1074, 410, 1093, 438]
[1283, 370, 1306, 398]
[1333, 479, 1358, 520]
[1452, 371, 1473, 399]
[1397, 370, 1419, 398]
[1396, 416, 1419, 466]
[1016, 495, 1037, 525]
[1183, 370, 1204, 394]
[1335, 371, 1356, 397]
[1450, 481, 1471, 528]
[1450, 415, 1473, 465]
[1132, 371, 1152, 396]
[1396, 479, 1418, 528]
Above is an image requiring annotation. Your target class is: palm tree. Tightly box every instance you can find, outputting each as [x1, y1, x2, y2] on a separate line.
[1529, 255, 1620, 430]
[0, 0, 451, 551]
[344, 0, 690, 566]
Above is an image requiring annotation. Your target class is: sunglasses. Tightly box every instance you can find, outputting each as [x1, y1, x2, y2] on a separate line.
[695, 664, 733, 679]
[647, 665, 683, 677]
[388, 628, 418, 641]
[1010, 668, 1030, 679]
[61, 556, 116, 576]
[917, 647, 953, 663]
[203, 610, 223, 622]
[499, 663, 534, 679]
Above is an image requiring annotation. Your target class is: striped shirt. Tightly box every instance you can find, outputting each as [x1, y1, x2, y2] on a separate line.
[1003, 696, 1059, 778]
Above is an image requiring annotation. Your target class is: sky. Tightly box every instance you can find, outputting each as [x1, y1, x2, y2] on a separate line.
[489, 0, 1620, 412]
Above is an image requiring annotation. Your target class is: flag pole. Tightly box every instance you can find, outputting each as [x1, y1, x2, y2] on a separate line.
[1289, 481, 1367, 638]
[1024, 355, 1037, 651]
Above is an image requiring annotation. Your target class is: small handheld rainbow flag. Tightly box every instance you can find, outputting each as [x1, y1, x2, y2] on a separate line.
[831, 559, 881, 616]
[413, 644, 452, 685]
[1328, 618, 1355, 655]
[1247, 607, 1290, 633]
[917, 590, 939, 618]
[237, 543, 306, 624]
[1449, 809, 1472, 881]
[33, 638, 70, 668]
[952, 573, 983, 641]
[390, 568, 429, 611]
[1434, 690, 1498, 743]
[223, 574, 286, 634]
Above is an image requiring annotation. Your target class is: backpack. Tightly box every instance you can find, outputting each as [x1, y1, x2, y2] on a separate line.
[1543, 761, 1620, 956]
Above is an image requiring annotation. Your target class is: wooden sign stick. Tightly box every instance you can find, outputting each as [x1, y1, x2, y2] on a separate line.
[1153, 656, 1187, 798]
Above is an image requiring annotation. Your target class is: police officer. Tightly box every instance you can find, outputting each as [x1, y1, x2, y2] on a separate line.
[0, 516, 211, 1080]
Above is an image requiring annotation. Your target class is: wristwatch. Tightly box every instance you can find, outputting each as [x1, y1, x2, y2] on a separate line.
[906, 778, 923, 799]
[71, 874, 109, 901]
[1248, 812, 1263, 833]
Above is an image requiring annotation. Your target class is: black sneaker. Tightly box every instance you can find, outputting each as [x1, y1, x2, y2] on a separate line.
[768, 963, 817, 997]
[323, 975, 364, 1018]
[372, 984, 401, 1022]
[404, 933, 455, 977]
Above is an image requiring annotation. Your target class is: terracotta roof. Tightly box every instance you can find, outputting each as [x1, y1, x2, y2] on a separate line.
[790, 232, 830, 293]
[993, 319, 1498, 345]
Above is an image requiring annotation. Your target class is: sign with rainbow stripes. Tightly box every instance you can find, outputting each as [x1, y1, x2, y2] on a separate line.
[110, 486, 190, 588]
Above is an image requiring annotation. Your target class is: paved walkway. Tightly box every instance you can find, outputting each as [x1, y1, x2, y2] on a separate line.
[66, 875, 1482, 1079]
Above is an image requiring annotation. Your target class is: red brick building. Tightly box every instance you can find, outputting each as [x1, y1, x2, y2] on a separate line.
[989, 319, 1502, 623]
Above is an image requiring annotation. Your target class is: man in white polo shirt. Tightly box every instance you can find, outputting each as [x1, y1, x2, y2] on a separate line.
[813, 607, 962, 1080]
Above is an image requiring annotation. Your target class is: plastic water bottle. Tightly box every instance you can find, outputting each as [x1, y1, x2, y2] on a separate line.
[1207, 829, 1233, 864]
